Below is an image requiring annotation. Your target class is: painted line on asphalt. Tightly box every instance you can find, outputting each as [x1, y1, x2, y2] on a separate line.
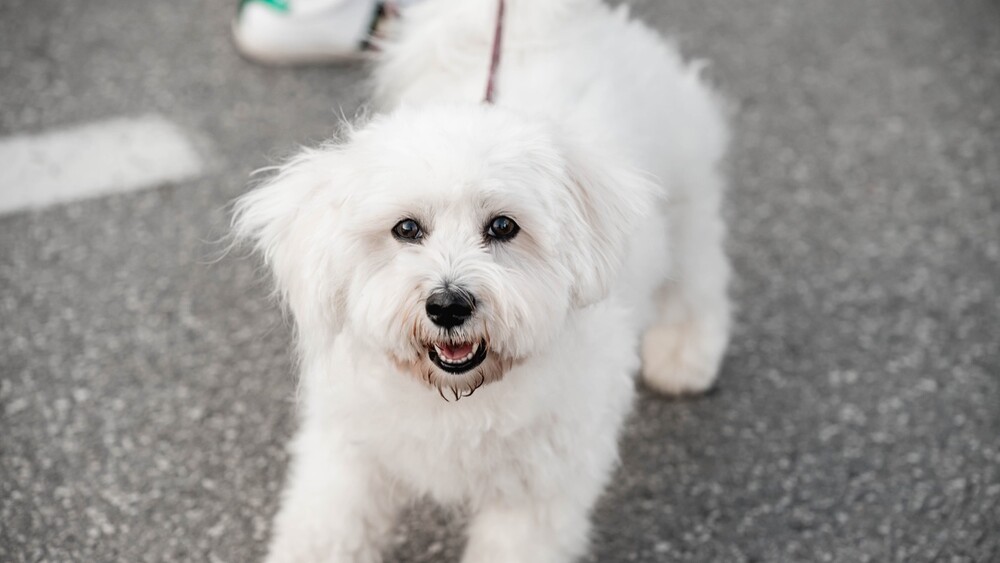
[0, 115, 204, 215]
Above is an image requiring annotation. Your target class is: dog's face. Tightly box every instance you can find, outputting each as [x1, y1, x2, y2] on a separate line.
[234, 105, 652, 397]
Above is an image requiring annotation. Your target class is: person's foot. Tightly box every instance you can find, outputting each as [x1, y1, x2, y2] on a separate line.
[233, 0, 384, 65]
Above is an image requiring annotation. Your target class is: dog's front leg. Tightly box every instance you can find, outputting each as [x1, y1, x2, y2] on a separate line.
[461, 495, 595, 563]
[265, 425, 401, 563]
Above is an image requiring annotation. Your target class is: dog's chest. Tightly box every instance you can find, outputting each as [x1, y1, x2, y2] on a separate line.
[356, 394, 567, 505]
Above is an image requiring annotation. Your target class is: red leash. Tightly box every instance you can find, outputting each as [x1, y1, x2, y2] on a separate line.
[483, 0, 505, 104]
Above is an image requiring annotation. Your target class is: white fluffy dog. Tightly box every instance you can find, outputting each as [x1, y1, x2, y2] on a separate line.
[234, 0, 730, 561]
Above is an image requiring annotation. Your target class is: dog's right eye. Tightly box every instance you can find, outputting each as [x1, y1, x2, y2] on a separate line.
[392, 219, 423, 242]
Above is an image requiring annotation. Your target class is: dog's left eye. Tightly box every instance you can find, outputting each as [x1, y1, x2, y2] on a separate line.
[486, 216, 519, 242]
[392, 218, 423, 242]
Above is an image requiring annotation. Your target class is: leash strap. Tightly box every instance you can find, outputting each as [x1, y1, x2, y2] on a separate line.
[483, 0, 505, 104]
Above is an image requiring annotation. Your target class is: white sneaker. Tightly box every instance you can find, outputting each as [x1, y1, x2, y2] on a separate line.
[233, 0, 383, 65]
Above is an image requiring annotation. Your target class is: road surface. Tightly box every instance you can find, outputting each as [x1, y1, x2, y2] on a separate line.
[1, 0, 998, 561]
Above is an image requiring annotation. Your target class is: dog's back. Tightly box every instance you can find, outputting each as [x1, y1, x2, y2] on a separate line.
[374, 0, 727, 193]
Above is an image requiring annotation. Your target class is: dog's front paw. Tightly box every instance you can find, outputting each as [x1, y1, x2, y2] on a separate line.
[641, 314, 727, 396]
[265, 542, 382, 563]
[265, 509, 386, 563]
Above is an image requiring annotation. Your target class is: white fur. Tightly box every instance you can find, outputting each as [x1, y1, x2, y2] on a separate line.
[234, 1, 731, 561]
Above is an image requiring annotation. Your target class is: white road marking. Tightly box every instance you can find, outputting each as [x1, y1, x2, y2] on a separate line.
[0, 115, 204, 215]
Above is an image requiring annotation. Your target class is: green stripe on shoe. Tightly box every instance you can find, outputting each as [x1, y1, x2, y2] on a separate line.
[239, 0, 290, 13]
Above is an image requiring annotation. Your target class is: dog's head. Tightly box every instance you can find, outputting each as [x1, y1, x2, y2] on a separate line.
[234, 104, 654, 398]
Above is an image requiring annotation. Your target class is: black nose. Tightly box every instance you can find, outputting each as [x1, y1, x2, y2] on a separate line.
[425, 288, 475, 329]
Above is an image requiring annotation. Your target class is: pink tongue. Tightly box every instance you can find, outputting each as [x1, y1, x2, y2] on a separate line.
[440, 342, 474, 361]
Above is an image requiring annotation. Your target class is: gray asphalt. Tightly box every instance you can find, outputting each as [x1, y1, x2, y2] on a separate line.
[1, 0, 998, 561]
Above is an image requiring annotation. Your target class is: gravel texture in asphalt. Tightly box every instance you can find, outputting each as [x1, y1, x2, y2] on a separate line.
[1, 0, 998, 561]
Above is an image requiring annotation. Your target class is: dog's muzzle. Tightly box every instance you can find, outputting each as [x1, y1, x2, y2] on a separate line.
[423, 286, 488, 374]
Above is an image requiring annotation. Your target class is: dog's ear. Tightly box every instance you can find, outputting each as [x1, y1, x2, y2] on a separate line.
[558, 137, 659, 308]
[231, 146, 349, 339]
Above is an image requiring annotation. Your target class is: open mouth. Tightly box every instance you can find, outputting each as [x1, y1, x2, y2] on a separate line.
[428, 339, 488, 374]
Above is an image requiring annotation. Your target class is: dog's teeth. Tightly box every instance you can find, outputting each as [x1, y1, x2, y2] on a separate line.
[431, 341, 482, 365]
